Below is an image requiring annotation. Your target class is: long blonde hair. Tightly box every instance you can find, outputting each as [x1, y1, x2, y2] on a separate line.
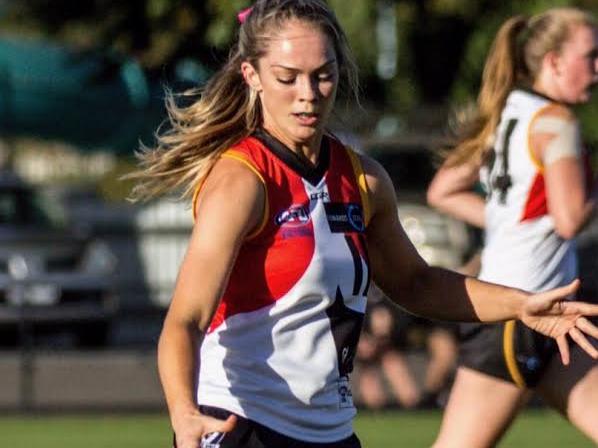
[128, 0, 359, 201]
[448, 7, 596, 167]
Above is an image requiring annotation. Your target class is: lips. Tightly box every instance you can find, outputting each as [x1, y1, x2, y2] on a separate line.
[293, 112, 320, 126]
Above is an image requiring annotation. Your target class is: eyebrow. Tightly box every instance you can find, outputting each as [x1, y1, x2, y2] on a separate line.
[269, 59, 337, 71]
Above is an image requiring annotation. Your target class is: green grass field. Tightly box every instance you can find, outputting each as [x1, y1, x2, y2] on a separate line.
[0, 410, 593, 447]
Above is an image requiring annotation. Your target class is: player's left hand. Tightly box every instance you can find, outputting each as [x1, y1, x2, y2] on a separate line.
[521, 279, 598, 365]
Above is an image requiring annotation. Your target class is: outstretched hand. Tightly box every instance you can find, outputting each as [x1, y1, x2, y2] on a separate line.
[521, 279, 598, 365]
[173, 408, 237, 448]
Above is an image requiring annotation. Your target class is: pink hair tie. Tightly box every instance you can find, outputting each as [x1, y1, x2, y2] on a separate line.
[237, 6, 253, 24]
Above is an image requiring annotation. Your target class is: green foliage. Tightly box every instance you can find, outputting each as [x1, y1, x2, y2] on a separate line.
[387, 2, 419, 113]
[330, 0, 377, 76]
[0, 1, 213, 71]
[3, 0, 598, 143]
[206, 0, 251, 49]
[579, 104, 598, 150]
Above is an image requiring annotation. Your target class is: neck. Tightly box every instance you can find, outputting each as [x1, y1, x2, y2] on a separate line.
[262, 125, 323, 165]
[532, 75, 562, 103]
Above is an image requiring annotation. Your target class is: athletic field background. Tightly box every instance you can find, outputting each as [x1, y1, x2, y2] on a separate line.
[0, 410, 593, 447]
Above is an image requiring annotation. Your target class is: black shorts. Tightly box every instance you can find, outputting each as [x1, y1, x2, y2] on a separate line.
[173, 405, 362, 448]
[458, 320, 557, 388]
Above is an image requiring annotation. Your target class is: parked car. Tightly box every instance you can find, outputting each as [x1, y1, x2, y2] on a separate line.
[0, 170, 118, 347]
[362, 135, 475, 270]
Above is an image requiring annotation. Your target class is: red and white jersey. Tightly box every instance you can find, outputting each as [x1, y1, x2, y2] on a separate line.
[195, 131, 371, 442]
[479, 89, 578, 292]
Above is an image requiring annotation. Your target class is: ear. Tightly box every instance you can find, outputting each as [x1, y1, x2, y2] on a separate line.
[544, 50, 563, 76]
[241, 61, 263, 92]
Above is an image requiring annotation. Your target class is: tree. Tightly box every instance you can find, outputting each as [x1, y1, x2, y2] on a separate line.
[0, 0, 228, 76]
[2, 0, 598, 141]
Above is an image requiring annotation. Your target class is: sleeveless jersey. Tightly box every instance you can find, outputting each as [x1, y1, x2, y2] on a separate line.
[478, 89, 578, 292]
[196, 131, 371, 442]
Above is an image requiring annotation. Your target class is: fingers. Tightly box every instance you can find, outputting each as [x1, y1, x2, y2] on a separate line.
[186, 415, 236, 448]
[544, 279, 580, 304]
[568, 327, 598, 359]
[556, 335, 570, 365]
[575, 316, 598, 339]
[172, 410, 238, 448]
[566, 278, 581, 293]
[526, 279, 580, 314]
[563, 301, 598, 317]
[550, 279, 580, 300]
[219, 415, 238, 433]
[202, 414, 238, 434]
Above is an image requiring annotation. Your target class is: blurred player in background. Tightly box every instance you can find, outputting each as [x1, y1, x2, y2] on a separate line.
[428, 7, 598, 447]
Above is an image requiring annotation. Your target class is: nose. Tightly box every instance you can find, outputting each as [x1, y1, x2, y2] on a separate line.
[297, 76, 318, 102]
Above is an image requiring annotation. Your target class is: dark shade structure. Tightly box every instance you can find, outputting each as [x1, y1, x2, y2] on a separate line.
[0, 37, 207, 154]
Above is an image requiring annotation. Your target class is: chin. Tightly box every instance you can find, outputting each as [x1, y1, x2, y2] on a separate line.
[293, 128, 320, 142]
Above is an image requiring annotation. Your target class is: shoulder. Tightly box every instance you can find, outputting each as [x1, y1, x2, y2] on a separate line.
[530, 103, 578, 134]
[193, 154, 266, 234]
[529, 102, 580, 140]
[205, 155, 264, 204]
[529, 103, 581, 166]
[352, 152, 397, 216]
[534, 102, 576, 122]
[208, 135, 268, 194]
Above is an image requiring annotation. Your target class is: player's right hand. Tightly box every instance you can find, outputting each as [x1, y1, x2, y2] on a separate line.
[521, 279, 598, 365]
[172, 408, 238, 448]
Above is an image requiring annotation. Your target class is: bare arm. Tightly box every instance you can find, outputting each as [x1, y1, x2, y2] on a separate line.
[426, 157, 485, 228]
[545, 158, 596, 238]
[362, 154, 598, 363]
[531, 105, 597, 239]
[366, 155, 522, 322]
[157, 157, 265, 447]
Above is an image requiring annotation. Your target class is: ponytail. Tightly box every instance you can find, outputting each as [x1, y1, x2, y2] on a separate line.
[448, 16, 528, 167]
[448, 7, 596, 167]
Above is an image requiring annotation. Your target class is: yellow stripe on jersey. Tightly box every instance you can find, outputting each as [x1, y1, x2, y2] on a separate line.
[503, 320, 526, 388]
[221, 151, 269, 240]
[527, 104, 551, 172]
[527, 103, 579, 173]
[191, 177, 208, 220]
[191, 150, 269, 240]
[346, 147, 372, 227]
